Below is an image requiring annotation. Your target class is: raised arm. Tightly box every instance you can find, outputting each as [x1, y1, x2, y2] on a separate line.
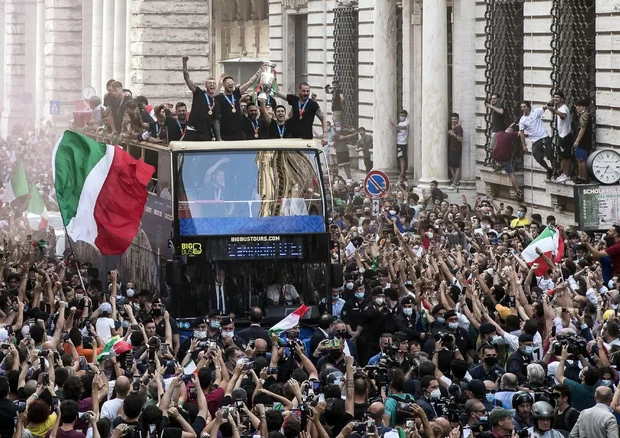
[239, 68, 261, 94]
[182, 56, 197, 94]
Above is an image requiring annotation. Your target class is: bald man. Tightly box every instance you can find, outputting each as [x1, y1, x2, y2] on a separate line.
[367, 401, 395, 436]
[569, 386, 618, 438]
[100, 376, 131, 420]
[254, 338, 268, 357]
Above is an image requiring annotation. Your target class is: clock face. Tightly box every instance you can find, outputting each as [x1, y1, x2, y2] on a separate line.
[591, 149, 620, 184]
[82, 86, 96, 100]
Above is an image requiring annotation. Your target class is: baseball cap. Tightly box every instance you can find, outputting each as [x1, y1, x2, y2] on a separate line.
[518, 333, 534, 343]
[603, 309, 615, 322]
[100, 302, 112, 314]
[495, 304, 512, 320]
[489, 407, 515, 426]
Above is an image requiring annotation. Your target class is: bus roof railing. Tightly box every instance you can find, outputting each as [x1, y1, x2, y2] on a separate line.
[168, 138, 323, 152]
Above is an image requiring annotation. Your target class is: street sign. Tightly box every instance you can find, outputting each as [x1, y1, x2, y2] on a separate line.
[49, 100, 60, 115]
[371, 199, 380, 217]
[20, 92, 32, 105]
[364, 170, 390, 199]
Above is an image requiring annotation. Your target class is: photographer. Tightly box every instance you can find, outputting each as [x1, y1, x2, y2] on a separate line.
[555, 344, 600, 411]
[385, 368, 415, 427]
[418, 375, 441, 420]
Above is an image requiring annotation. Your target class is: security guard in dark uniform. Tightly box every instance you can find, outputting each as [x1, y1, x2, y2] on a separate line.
[341, 281, 367, 340]
[384, 287, 400, 333]
[358, 286, 388, 365]
[395, 296, 422, 341]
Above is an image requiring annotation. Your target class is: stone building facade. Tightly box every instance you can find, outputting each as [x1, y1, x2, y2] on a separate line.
[1, 0, 619, 221]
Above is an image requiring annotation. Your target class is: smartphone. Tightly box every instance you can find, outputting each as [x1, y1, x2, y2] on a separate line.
[267, 367, 278, 374]
[235, 400, 244, 409]
[148, 347, 155, 361]
[51, 396, 59, 412]
[131, 324, 140, 331]
[78, 412, 91, 421]
[125, 352, 134, 370]
[42, 373, 49, 386]
[148, 360, 156, 375]
[132, 381, 141, 391]
[312, 381, 320, 392]
[162, 343, 169, 356]
[242, 361, 254, 372]
[222, 408, 229, 423]
[78, 356, 88, 371]
[0, 343, 9, 349]
[509, 296, 516, 308]
[248, 339, 256, 349]
[181, 374, 193, 384]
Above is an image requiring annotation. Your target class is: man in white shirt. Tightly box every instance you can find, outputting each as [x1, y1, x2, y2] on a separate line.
[266, 271, 300, 306]
[547, 92, 572, 182]
[94, 302, 116, 343]
[100, 376, 130, 420]
[395, 110, 410, 189]
[519, 101, 554, 180]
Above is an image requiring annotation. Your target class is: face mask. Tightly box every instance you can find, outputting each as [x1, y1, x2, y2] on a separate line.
[76, 293, 84, 301]
[152, 308, 163, 316]
[222, 330, 234, 338]
[524, 346, 534, 355]
[126, 288, 135, 298]
[403, 308, 413, 317]
[436, 317, 445, 324]
[210, 320, 220, 329]
[330, 349, 342, 358]
[355, 292, 365, 300]
[491, 335, 502, 344]
[335, 128, 342, 132]
[448, 322, 459, 330]
[602, 379, 612, 386]
[345, 282, 354, 290]
[332, 295, 340, 302]
[389, 210, 396, 216]
[122, 320, 131, 329]
[193, 330, 207, 340]
[429, 389, 441, 400]
[133, 303, 141, 312]
[375, 298, 384, 306]
[484, 356, 498, 366]
[426, 232, 434, 238]
[334, 330, 350, 339]
[517, 212, 525, 218]
[399, 116, 405, 122]
[354, 192, 361, 197]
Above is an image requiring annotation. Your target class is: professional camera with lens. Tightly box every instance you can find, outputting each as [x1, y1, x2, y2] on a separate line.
[516, 429, 530, 438]
[434, 397, 463, 423]
[434, 332, 456, 348]
[551, 333, 587, 357]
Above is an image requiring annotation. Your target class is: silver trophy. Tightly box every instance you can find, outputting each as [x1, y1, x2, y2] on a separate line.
[257, 62, 276, 103]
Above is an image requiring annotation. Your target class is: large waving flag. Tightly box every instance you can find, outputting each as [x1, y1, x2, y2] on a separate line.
[522, 226, 565, 276]
[52, 131, 155, 255]
[268, 305, 310, 336]
[1, 161, 29, 205]
[27, 183, 48, 230]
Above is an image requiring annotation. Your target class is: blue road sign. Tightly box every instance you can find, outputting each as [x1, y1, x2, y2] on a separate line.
[49, 100, 60, 115]
[364, 170, 390, 198]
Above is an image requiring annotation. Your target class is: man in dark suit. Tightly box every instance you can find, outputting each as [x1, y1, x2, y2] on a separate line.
[309, 314, 333, 363]
[332, 319, 360, 365]
[207, 268, 242, 317]
[237, 307, 271, 349]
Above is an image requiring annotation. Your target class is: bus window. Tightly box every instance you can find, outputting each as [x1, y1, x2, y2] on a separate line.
[144, 148, 159, 194]
[128, 144, 142, 160]
[157, 151, 171, 200]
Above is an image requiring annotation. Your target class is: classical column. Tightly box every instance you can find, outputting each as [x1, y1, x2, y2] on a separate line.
[0, 0, 4, 126]
[404, 0, 423, 183]
[113, 0, 127, 84]
[419, 0, 449, 185]
[91, 0, 104, 94]
[44, 0, 82, 128]
[372, 0, 398, 175]
[1, 0, 27, 136]
[35, 0, 45, 124]
[125, 0, 133, 90]
[452, 0, 476, 188]
[101, 0, 115, 86]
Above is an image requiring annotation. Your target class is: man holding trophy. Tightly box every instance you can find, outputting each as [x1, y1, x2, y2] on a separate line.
[275, 80, 328, 145]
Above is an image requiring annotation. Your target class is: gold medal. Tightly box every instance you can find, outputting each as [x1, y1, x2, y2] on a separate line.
[231, 108, 236, 113]
[212, 137, 216, 141]
[208, 110, 213, 116]
[254, 133, 259, 138]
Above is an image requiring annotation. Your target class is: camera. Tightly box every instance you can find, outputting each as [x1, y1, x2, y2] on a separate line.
[248, 339, 256, 349]
[551, 333, 587, 357]
[78, 412, 91, 422]
[434, 332, 455, 347]
[516, 429, 530, 438]
[434, 397, 463, 423]
[181, 374, 193, 384]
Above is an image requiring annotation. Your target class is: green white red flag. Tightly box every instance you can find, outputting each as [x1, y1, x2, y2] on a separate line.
[268, 305, 309, 336]
[521, 226, 564, 276]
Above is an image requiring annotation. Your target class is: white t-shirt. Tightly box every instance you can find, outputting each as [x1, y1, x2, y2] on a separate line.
[556, 104, 572, 138]
[95, 317, 115, 343]
[397, 119, 409, 145]
[519, 108, 548, 143]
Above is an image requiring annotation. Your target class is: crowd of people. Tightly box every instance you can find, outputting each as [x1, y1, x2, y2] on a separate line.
[0, 54, 610, 438]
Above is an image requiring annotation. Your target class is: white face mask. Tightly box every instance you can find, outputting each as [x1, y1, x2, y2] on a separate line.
[399, 116, 405, 122]
[222, 330, 234, 338]
[448, 322, 459, 330]
[403, 308, 413, 316]
[193, 330, 207, 340]
[345, 282, 354, 290]
[126, 288, 135, 298]
[389, 210, 396, 216]
[429, 388, 441, 400]
[375, 297, 384, 306]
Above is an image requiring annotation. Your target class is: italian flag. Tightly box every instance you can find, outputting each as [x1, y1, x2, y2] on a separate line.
[1, 161, 29, 205]
[27, 183, 48, 230]
[268, 305, 310, 335]
[522, 226, 565, 276]
[52, 131, 155, 255]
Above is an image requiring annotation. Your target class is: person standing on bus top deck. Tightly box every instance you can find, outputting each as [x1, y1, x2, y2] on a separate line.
[242, 102, 269, 140]
[167, 102, 188, 142]
[259, 101, 292, 139]
[266, 272, 301, 306]
[275, 83, 328, 145]
[215, 69, 261, 140]
[182, 56, 222, 141]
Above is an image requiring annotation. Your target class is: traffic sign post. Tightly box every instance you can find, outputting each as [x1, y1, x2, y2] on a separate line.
[364, 170, 390, 199]
[49, 100, 60, 116]
[371, 199, 380, 217]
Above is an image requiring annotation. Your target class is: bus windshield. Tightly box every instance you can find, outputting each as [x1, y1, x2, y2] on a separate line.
[177, 150, 326, 235]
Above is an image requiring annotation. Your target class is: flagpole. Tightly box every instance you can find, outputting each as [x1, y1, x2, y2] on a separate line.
[63, 226, 87, 292]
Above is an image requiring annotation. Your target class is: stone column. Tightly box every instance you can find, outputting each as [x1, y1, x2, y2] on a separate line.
[0, 0, 5, 132]
[405, 0, 423, 183]
[419, 0, 449, 185]
[44, 0, 83, 128]
[1, 0, 27, 136]
[125, 0, 133, 91]
[35, 0, 46, 125]
[131, 1, 211, 104]
[101, 0, 115, 86]
[91, 0, 104, 94]
[113, 0, 127, 84]
[372, 0, 398, 175]
[452, 0, 476, 188]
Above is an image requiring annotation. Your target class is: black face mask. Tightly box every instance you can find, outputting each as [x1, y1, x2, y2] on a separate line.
[152, 308, 163, 317]
[484, 356, 498, 366]
[330, 349, 342, 359]
[334, 331, 351, 339]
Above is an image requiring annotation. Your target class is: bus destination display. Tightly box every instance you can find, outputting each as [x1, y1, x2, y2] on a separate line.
[227, 241, 304, 259]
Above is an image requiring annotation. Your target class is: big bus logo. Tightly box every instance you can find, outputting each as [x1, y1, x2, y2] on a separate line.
[181, 242, 202, 256]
